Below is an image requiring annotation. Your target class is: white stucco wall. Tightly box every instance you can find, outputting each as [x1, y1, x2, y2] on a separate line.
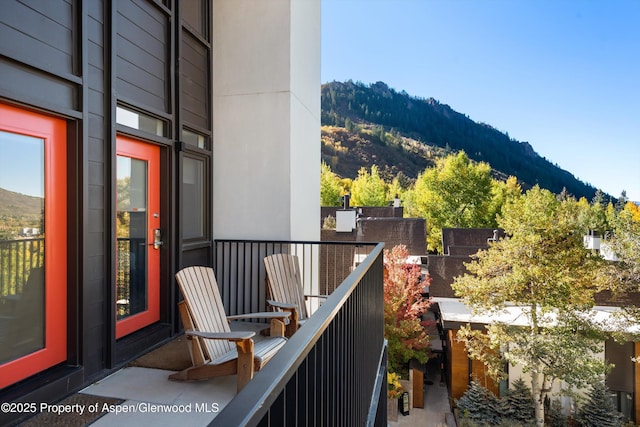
[212, 0, 320, 241]
[507, 344, 605, 416]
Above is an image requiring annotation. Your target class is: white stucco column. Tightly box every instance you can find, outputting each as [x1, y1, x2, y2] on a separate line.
[212, 0, 320, 241]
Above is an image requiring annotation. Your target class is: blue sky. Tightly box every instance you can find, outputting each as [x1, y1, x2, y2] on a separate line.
[0, 131, 44, 198]
[322, 0, 640, 202]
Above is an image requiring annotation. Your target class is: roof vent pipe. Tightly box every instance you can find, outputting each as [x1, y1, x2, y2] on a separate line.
[342, 194, 350, 210]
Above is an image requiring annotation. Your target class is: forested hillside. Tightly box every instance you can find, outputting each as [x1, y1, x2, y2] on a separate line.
[0, 187, 43, 239]
[321, 80, 601, 200]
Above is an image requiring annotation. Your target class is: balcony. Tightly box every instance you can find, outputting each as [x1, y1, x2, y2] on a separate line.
[209, 239, 387, 426]
[76, 239, 387, 426]
[0, 239, 386, 425]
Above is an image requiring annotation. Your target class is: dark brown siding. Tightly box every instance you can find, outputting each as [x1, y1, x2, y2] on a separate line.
[0, 0, 213, 418]
[0, 59, 78, 111]
[116, 0, 168, 112]
[181, 31, 209, 129]
[85, 0, 107, 377]
[0, 0, 75, 76]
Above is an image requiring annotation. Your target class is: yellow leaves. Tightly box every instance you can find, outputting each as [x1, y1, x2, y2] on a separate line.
[624, 201, 640, 223]
[387, 372, 404, 399]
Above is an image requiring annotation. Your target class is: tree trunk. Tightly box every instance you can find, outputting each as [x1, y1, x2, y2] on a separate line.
[529, 304, 545, 427]
[531, 372, 545, 427]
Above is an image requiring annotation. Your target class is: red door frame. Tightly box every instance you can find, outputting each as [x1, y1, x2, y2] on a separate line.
[115, 135, 160, 339]
[0, 103, 67, 389]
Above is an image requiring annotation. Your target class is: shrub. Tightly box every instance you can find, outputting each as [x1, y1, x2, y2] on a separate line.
[575, 382, 624, 427]
[456, 381, 501, 425]
[547, 398, 567, 427]
[500, 378, 534, 425]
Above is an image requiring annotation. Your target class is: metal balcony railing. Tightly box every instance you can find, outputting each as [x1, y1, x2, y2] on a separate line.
[210, 240, 387, 427]
[0, 238, 44, 299]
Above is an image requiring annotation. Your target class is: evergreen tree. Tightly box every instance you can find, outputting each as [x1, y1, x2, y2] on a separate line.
[575, 382, 624, 427]
[547, 399, 567, 427]
[501, 378, 534, 424]
[615, 190, 628, 212]
[456, 381, 501, 425]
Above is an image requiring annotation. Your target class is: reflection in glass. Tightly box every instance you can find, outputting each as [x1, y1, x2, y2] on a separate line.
[0, 131, 45, 364]
[116, 106, 166, 137]
[182, 129, 208, 150]
[182, 0, 207, 38]
[116, 156, 148, 320]
[182, 157, 205, 239]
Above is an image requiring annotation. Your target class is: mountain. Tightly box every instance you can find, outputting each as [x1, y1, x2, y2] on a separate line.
[321, 80, 601, 201]
[0, 187, 42, 217]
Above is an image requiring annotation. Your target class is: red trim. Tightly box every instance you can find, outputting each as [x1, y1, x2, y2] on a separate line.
[0, 103, 67, 389]
[115, 136, 160, 339]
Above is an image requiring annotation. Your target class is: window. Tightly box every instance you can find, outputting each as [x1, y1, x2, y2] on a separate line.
[182, 156, 206, 239]
[182, 128, 209, 150]
[0, 103, 67, 388]
[182, 0, 208, 40]
[116, 105, 167, 137]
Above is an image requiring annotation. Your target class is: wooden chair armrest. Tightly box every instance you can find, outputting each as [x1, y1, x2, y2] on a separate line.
[266, 299, 298, 310]
[227, 312, 291, 321]
[185, 330, 255, 341]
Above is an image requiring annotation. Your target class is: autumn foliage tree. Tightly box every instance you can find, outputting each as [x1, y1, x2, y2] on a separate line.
[320, 161, 344, 207]
[351, 165, 388, 206]
[405, 151, 497, 252]
[384, 245, 432, 375]
[452, 186, 614, 427]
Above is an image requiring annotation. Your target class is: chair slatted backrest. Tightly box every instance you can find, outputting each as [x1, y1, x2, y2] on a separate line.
[264, 254, 308, 320]
[175, 266, 234, 361]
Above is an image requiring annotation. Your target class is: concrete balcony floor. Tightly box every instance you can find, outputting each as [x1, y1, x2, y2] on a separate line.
[78, 321, 268, 426]
[81, 366, 236, 426]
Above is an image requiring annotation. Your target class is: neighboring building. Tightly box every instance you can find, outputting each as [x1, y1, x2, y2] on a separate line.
[320, 205, 427, 293]
[321, 205, 426, 254]
[429, 228, 640, 422]
[0, 0, 319, 421]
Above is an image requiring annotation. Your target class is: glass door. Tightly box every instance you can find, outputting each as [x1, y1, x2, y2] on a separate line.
[0, 103, 67, 388]
[115, 136, 160, 339]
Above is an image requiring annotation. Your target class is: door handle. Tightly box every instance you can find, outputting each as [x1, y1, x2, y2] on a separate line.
[152, 228, 163, 249]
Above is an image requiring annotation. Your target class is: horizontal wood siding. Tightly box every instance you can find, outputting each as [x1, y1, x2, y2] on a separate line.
[116, 0, 168, 112]
[85, 0, 107, 377]
[470, 358, 499, 396]
[0, 58, 77, 111]
[0, 0, 74, 76]
[181, 30, 209, 129]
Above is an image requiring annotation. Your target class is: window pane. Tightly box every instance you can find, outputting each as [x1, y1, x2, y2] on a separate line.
[182, 157, 205, 239]
[0, 131, 45, 364]
[116, 106, 166, 137]
[183, 0, 207, 38]
[182, 128, 208, 150]
[116, 156, 148, 320]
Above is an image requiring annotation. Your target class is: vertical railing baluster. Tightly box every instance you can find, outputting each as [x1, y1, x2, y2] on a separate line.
[210, 240, 382, 426]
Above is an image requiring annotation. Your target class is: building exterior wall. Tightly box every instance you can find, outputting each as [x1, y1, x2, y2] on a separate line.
[448, 329, 470, 403]
[212, 0, 320, 241]
[0, 0, 319, 421]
